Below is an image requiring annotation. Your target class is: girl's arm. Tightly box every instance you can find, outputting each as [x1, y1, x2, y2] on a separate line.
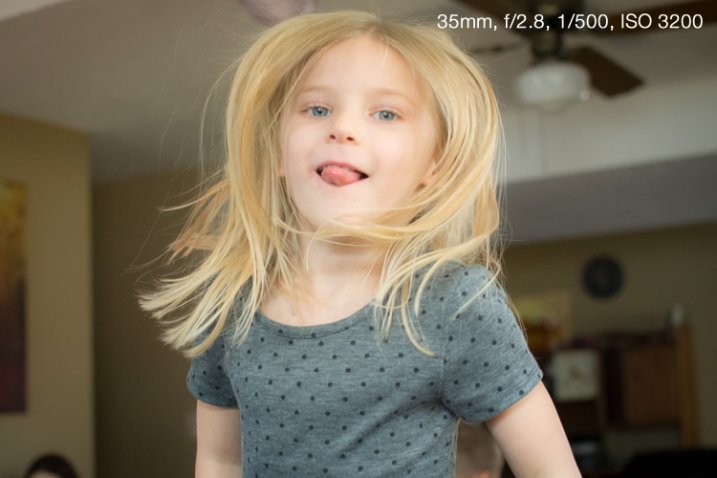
[486, 381, 581, 478]
[196, 400, 243, 478]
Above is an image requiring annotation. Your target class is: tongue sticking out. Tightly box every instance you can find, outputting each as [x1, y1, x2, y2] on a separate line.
[319, 165, 364, 186]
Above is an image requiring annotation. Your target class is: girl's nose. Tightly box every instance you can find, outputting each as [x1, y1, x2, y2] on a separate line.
[327, 111, 358, 144]
[328, 130, 356, 143]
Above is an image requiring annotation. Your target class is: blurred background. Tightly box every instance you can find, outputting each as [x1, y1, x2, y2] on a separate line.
[0, 0, 715, 476]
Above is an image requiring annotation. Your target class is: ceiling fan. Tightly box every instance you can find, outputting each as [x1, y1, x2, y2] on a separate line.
[455, 0, 717, 107]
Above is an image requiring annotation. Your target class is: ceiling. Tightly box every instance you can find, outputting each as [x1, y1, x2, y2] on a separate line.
[0, 0, 715, 242]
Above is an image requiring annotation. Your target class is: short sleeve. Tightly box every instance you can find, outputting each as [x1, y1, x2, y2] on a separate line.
[186, 330, 239, 408]
[440, 266, 542, 423]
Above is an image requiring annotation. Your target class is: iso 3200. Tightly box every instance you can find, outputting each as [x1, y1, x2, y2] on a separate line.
[621, 13, 704, 30]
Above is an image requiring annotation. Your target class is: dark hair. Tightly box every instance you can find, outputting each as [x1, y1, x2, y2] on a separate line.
[24, 454, 79, 478]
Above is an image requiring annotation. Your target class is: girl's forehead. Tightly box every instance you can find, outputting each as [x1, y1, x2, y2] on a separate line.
[297, 35, 428, 97]
[311, 36, 394, 65]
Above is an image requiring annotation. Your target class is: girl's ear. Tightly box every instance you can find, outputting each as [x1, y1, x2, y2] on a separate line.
[418, 159, 438, 188]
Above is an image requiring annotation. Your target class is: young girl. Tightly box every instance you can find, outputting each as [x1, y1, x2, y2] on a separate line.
[141, 10, 580, 478]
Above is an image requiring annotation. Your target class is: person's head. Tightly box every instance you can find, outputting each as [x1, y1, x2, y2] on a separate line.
[280, 34, 440, 233]
[221, 10, 500, 244]
[150, 10, 504, 356]
[24, 454, 79, 478]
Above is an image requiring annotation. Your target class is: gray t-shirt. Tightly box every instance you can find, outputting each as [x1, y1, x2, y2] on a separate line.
[187, 262, 542, 477]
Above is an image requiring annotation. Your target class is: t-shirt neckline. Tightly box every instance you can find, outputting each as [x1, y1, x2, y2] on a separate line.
[255, 303, 374, 338]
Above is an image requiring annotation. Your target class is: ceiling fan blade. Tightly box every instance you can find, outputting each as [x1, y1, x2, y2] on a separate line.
[570, 46, 643, 96]
[608, 0, 717, 35]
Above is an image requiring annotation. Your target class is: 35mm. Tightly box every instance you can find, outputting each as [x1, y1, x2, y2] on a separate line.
[437, 13, 496, 31]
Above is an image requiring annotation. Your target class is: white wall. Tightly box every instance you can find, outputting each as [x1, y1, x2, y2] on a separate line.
[503, 74, 717, 181]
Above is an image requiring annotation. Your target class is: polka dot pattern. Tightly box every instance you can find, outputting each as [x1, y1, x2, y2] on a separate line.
[187, 262, 542, 477]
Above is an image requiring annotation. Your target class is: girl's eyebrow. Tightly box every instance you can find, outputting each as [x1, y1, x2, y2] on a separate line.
[296, 84, 417, 105]
[369, 87, 417, 105]
[295, 84, 333, 95]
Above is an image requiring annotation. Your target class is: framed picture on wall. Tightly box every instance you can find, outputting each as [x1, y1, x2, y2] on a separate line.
[551, 348, 600, 402]
[0, 178, 27, 412]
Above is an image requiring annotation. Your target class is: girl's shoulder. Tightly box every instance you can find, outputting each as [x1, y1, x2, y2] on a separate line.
[408, 260, 518, 355]
[417, 260, 496, 298]
[411, 260, 503, 320]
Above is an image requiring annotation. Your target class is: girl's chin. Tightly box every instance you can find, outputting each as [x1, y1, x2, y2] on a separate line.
[299, 211, 379, 231]
[297, 204, 416, 233]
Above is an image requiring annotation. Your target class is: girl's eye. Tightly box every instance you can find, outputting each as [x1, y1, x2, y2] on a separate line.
[307, 106, 330, 117]
[374, 110, 397, 121]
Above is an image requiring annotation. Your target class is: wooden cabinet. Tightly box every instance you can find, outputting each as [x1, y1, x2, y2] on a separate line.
[605, 342, 679, 426]
[601, 323, 697, 445]
[542, 322, 697, 475]
[548, 322, 696, 442]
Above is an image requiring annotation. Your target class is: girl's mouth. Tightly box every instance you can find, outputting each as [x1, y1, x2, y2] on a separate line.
[316, 164, 368, 186]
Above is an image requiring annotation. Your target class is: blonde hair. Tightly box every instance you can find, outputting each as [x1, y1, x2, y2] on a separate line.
[140, 10, 504, 357]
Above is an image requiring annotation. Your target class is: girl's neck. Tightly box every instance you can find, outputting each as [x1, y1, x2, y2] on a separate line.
[262, 237, 384, 327]
[304, 236, 381, 276]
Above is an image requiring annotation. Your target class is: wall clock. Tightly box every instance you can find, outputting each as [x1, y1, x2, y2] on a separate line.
[582, 255, 623, 299]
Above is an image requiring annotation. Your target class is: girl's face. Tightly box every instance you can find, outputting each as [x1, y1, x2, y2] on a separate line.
[281, 35, 438, 232]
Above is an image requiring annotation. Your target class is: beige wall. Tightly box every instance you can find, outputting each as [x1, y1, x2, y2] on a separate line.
[93, 173, 197, 478]
[0, 113, 93, 477]
[504, 223, 717, 454]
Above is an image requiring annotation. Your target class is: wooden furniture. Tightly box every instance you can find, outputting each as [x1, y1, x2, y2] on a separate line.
[544, 322, 697, 476]
[601, 322, 697, 444]
[549, 322, 696, 440]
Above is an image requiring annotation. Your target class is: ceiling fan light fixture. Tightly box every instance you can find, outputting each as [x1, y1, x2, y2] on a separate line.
[514, 61, 591, 112]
